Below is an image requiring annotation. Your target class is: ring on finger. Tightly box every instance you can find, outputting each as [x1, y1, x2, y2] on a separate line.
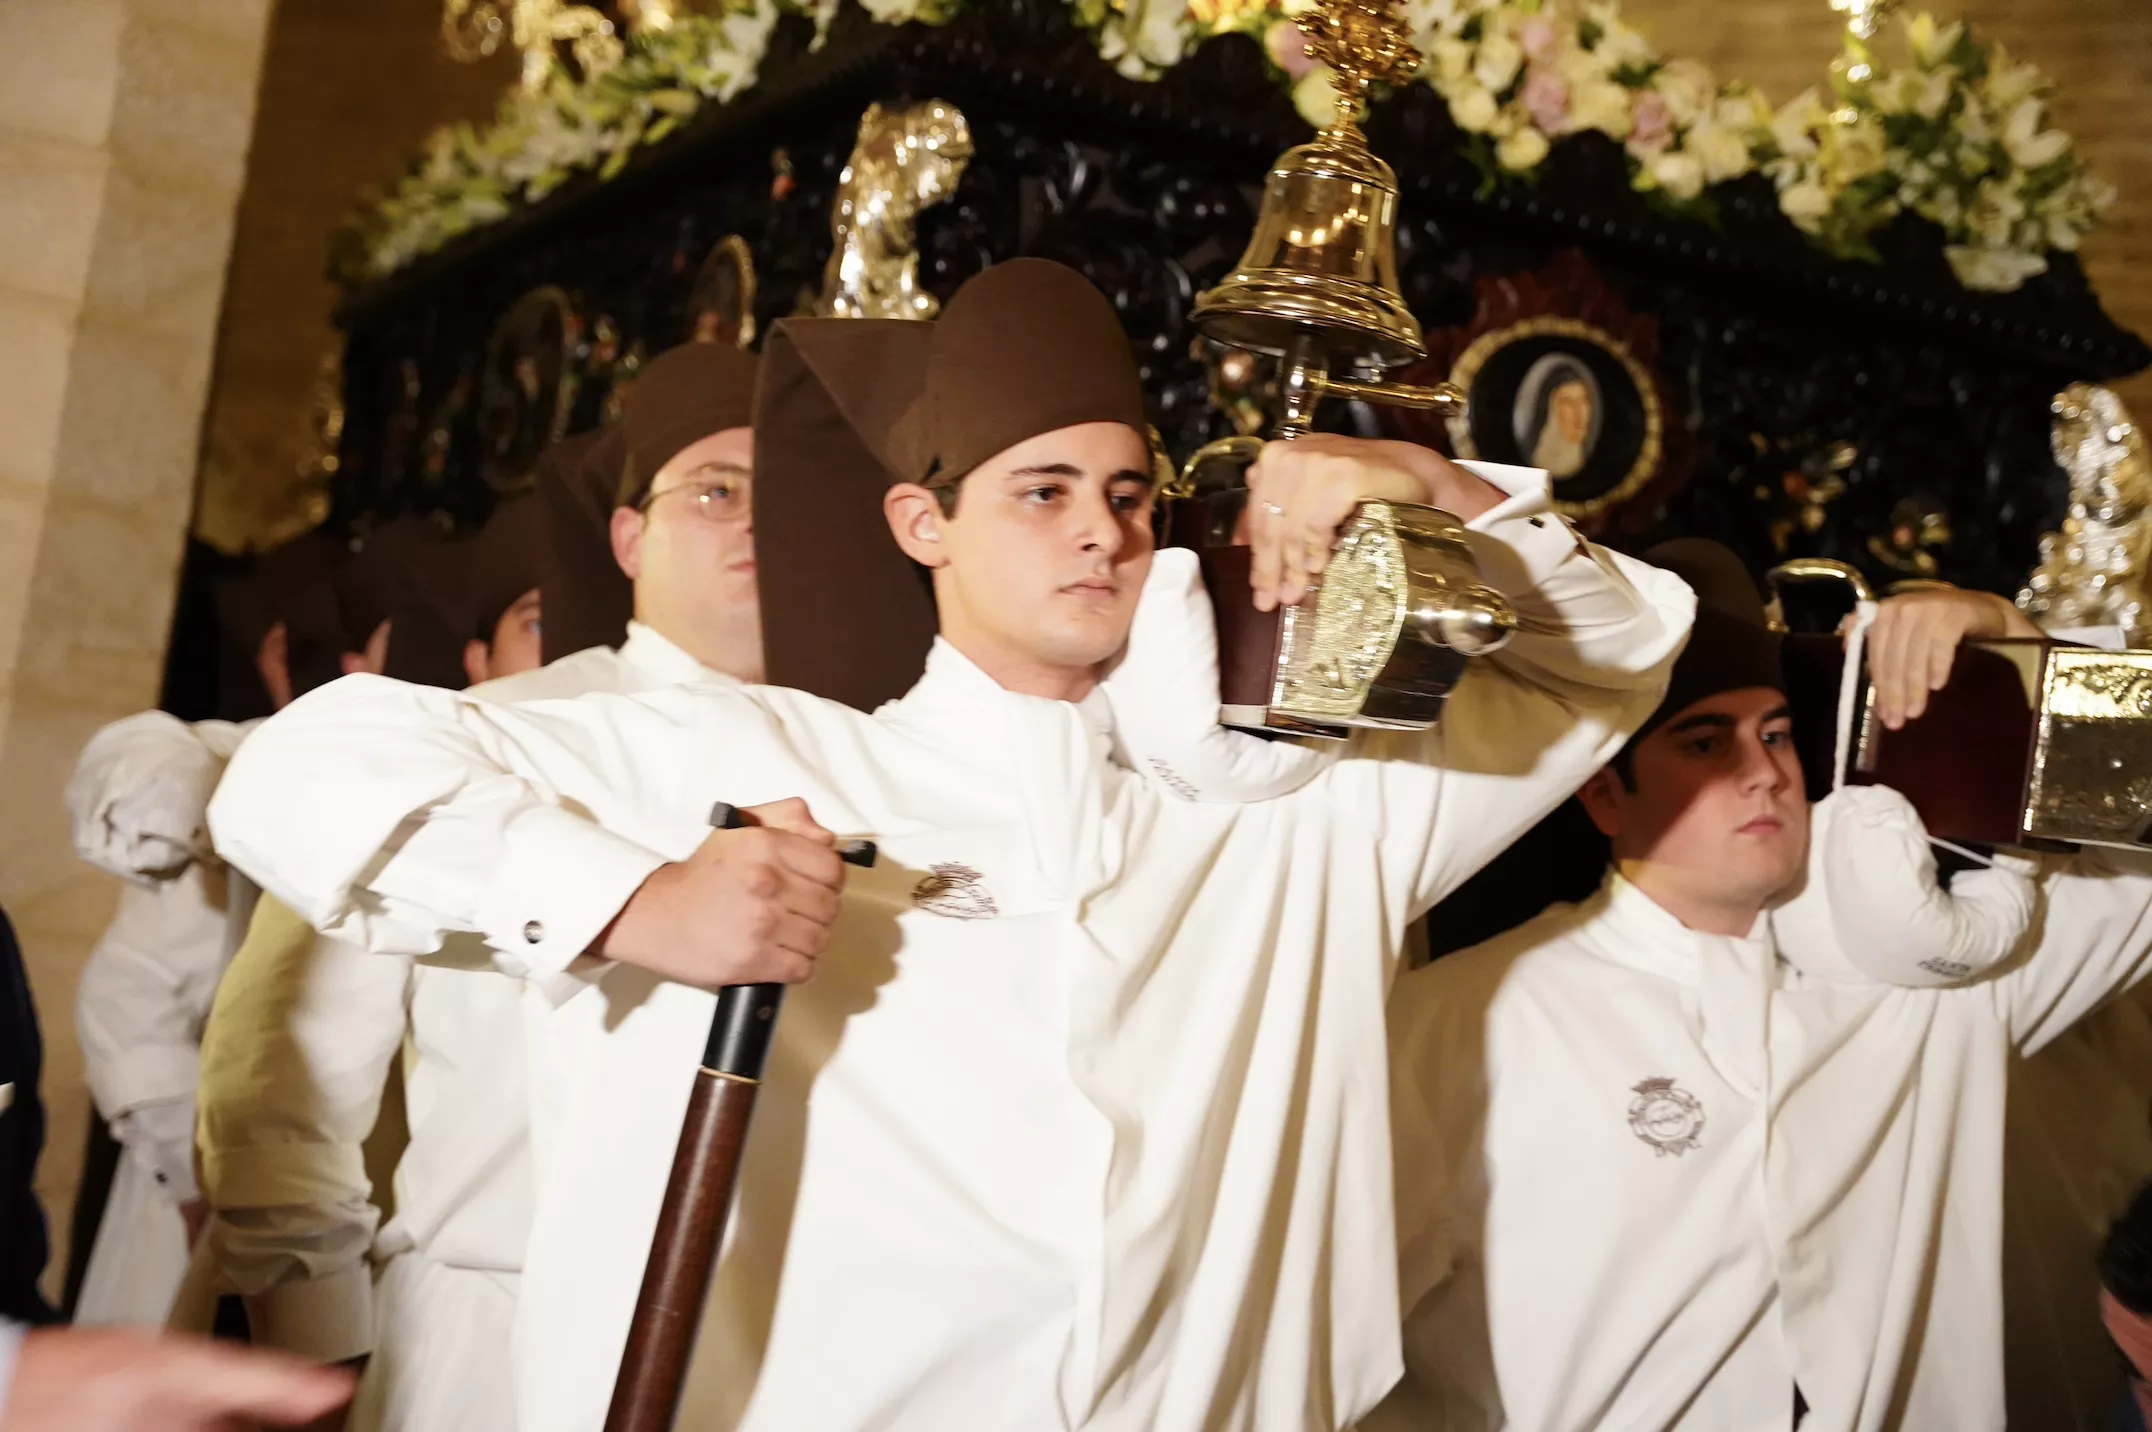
[1263, 501, 1286, 517]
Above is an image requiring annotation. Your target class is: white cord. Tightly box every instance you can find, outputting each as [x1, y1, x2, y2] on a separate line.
[1832, 599, 1877, 793]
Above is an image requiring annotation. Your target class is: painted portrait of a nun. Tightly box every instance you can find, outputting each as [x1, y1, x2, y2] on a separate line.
[1512, 354, 1602, 480]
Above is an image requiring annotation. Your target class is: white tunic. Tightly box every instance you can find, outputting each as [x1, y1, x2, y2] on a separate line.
[65, 710, 258, 1326]
[194, 623, 727, 1428]
[1374, 861, 2152, 1432]
[207, 503, 1692, 1432]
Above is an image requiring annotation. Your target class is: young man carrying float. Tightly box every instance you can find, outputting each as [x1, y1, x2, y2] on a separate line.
[189, 342, 766, 1432]
[1374, 544, 2152, 1432]
[206, 259, 1693, 1432]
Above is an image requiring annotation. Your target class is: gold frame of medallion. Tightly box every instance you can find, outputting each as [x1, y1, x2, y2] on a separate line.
[1445, 315, 1664, 521]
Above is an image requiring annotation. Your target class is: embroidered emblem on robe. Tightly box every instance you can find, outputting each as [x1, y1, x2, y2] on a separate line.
[1627, 1076, 1704, 1157]
[912, 863, 997, 920]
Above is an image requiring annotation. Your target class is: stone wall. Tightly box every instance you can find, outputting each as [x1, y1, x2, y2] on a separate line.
[0, 0, 274, 1296]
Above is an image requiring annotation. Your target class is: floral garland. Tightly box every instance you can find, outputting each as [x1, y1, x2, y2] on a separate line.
[342, 0, 2109, 296]
[1758, 14, 2113, 291]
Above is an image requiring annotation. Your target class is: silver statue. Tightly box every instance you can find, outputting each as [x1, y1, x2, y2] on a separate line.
[2020, 383, 2152, 645]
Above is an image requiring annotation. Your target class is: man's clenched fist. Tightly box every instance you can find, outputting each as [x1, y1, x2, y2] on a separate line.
[595, 798, 847, 988]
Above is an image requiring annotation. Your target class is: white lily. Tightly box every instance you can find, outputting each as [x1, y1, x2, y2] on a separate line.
[2003, 97, 2071, 169]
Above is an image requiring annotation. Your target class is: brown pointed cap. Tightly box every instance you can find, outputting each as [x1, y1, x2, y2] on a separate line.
[620, 343, 760, 508]
[1633, 538, 1784, 741]
[752, 317, 936, 712]
[885, 258, 1149, 486]
[384, 535, 477, 690]
[333, 517, 444, 652]
[754, 260, 1148, 711]
[467, 494, 548, 643]
[213, 528, 348, 659]
[537, 426, 635, 663]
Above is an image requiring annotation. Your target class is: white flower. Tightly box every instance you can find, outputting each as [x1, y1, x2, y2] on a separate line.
[1715, 88, 1772, 132]
[1873, 72, 1922, 115]
[1779, 178, 1833, 232]
[1092, 0, 1194, 79]
[1399, 0, 1473, 39]
[1570, 78, 1633, 139]
[1473, 31, 1523, 94]
[1984, 50, 2044, 110]
[1771, 89, 1828, 159]
[1689, 118, 1752, 182]
[1914, 69, 1955, 120]
[1556, 41, 1612, 87]
[1654, 59, 1714, 127]
[1648, 149, 1705, 200]
[1945, 244, 2047, 291]
[1497, 125, 1550, 171]
[2002, 97, 2071, 169]
[1449, 82, 1500, 133]
[2048, 214, 2084, 252]
[1429, 36, 1473, 83]
[1906, 15, 1965, 68]
[1293, 65, 1341, 129]
[1588, 7, 1652, 69]
[1966, 178, 2027, 246]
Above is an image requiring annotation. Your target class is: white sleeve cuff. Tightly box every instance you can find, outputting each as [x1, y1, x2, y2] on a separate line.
[95, 1050, 202, 1128]
[0, 1320, 21, 1428]
[472, 803, 669, 979]
[243, 1265, 376, 1363]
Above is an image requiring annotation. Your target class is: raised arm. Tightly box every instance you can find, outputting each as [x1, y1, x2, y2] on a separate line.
[1985, 845, 2152, 1054]
[1248, 440, 1691, 917]
[206, 674, 848, 992]
[66, 712, 255, 882]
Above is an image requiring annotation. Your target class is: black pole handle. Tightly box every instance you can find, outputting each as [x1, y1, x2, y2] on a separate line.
[700, 802, 875, 1079]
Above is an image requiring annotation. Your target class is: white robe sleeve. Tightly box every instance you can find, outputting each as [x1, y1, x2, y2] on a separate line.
[66, 712, 253, 882]
[196, 898, 409, 1362]
[206, 674, 739, 979]
[73, 866, 233, 1192]
[1331, 492, 1694, 919]
[1982, 846, 2152, 1055]
[1769, 785, 2038, 987]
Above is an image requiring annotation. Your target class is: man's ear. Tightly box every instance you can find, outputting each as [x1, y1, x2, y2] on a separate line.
[256, 621, 294, 711]
[610, 505, 646, 580]
[342, 620, 391, 677]
[1577, 768, 1624, 839]
[463, 639, 491, 688]
[885, 484, 949, 568]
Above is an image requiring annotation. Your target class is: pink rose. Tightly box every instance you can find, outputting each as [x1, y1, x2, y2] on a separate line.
[1521, 66, 1570, 134]
[1630, 91, 1672, 152]
[1266, 19, 1317, 80]
[1517, 16, 1559, 65]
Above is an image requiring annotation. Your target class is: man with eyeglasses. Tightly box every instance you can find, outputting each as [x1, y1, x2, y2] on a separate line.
[606, 343, 767, 684]
[183, 342, 766, 1432]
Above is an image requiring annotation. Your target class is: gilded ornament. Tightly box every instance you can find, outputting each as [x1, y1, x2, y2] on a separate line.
[817, 101, 974, 321]
[441, 0, 623, 92]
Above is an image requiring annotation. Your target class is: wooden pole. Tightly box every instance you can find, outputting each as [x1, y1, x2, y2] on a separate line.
[602, 803, 875, 1432]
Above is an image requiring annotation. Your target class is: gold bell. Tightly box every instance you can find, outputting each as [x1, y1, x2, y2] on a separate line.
[1192, 132, 1424, 373]
[1175, 0, 1514, 739]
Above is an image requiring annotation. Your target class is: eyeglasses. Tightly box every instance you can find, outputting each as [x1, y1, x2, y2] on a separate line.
[640, 469, 752, 526]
